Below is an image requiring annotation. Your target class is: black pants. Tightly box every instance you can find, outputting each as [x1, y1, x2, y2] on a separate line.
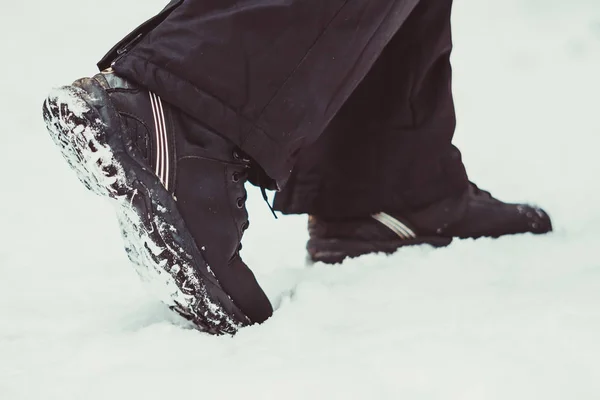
[100, 0, 468, 218]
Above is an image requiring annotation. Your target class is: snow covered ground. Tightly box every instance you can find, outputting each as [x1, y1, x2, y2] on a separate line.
[1, 0, 600, 398]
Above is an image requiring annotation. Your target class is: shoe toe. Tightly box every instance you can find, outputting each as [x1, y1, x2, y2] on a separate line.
[520, 205, 553, 234]
[217, 256, 273, 324]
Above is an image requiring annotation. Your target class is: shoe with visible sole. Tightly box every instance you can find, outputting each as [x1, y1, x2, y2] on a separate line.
[307, 183, 552, 264]
[42, 70, 272, 334]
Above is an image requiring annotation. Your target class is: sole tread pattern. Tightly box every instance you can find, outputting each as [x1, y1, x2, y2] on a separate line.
[42, 86, 246, 334]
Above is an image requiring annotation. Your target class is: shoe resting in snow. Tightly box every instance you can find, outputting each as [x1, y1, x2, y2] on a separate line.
[307, 183, 552, 264]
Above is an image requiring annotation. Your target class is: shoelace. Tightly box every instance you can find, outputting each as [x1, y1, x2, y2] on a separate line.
[260, 185, 278, 219]
[234, 149, 278, 219]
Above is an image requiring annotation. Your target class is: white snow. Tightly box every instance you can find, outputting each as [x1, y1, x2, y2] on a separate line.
[1, 0, 600, 399]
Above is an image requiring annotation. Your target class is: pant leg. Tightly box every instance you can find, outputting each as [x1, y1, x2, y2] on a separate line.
[273, 0, 469, 218]
[99, 0, 421, 187]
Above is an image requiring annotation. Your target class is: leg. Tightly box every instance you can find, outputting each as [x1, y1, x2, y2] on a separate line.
[43, 0, 425, 333]
[270, 0, 552, 263]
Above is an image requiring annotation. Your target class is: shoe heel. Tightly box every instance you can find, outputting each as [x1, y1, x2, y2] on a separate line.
[42, 86, 126, 199]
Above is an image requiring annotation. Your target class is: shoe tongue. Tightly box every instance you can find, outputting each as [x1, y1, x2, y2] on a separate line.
[469, 182, 492, 198]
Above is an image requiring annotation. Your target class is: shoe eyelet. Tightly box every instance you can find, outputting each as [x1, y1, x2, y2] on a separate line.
[232, 172, 240, 183]
[241, 221, 249, 231]
[237, 197, 245, 208]
[233, 149, 251, 163]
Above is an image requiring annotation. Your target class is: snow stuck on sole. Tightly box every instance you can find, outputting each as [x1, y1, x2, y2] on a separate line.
[42, 86, 244, 335]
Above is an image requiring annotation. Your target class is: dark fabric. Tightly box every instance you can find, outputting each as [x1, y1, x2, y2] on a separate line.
[100, 0, 422, 186]
[273, 0, 469, 218]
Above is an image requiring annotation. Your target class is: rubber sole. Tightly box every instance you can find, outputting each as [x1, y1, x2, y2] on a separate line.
[307, 236, 453, 264]
[42, 85, 249, 334]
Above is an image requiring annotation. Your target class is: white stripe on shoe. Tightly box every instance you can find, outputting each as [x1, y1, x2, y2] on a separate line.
[156, 95, 170, 190]
[149, 92, 170, 190]
[372, 212, 416, 239]
[149, 92, 162, 182]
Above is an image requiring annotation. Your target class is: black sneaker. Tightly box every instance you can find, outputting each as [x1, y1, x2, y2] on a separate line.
[42, 70, 272, 334]
[307, 183, 552, 264]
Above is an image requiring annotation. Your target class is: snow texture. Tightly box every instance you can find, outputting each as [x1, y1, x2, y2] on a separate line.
[1, 0, 600, 399]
